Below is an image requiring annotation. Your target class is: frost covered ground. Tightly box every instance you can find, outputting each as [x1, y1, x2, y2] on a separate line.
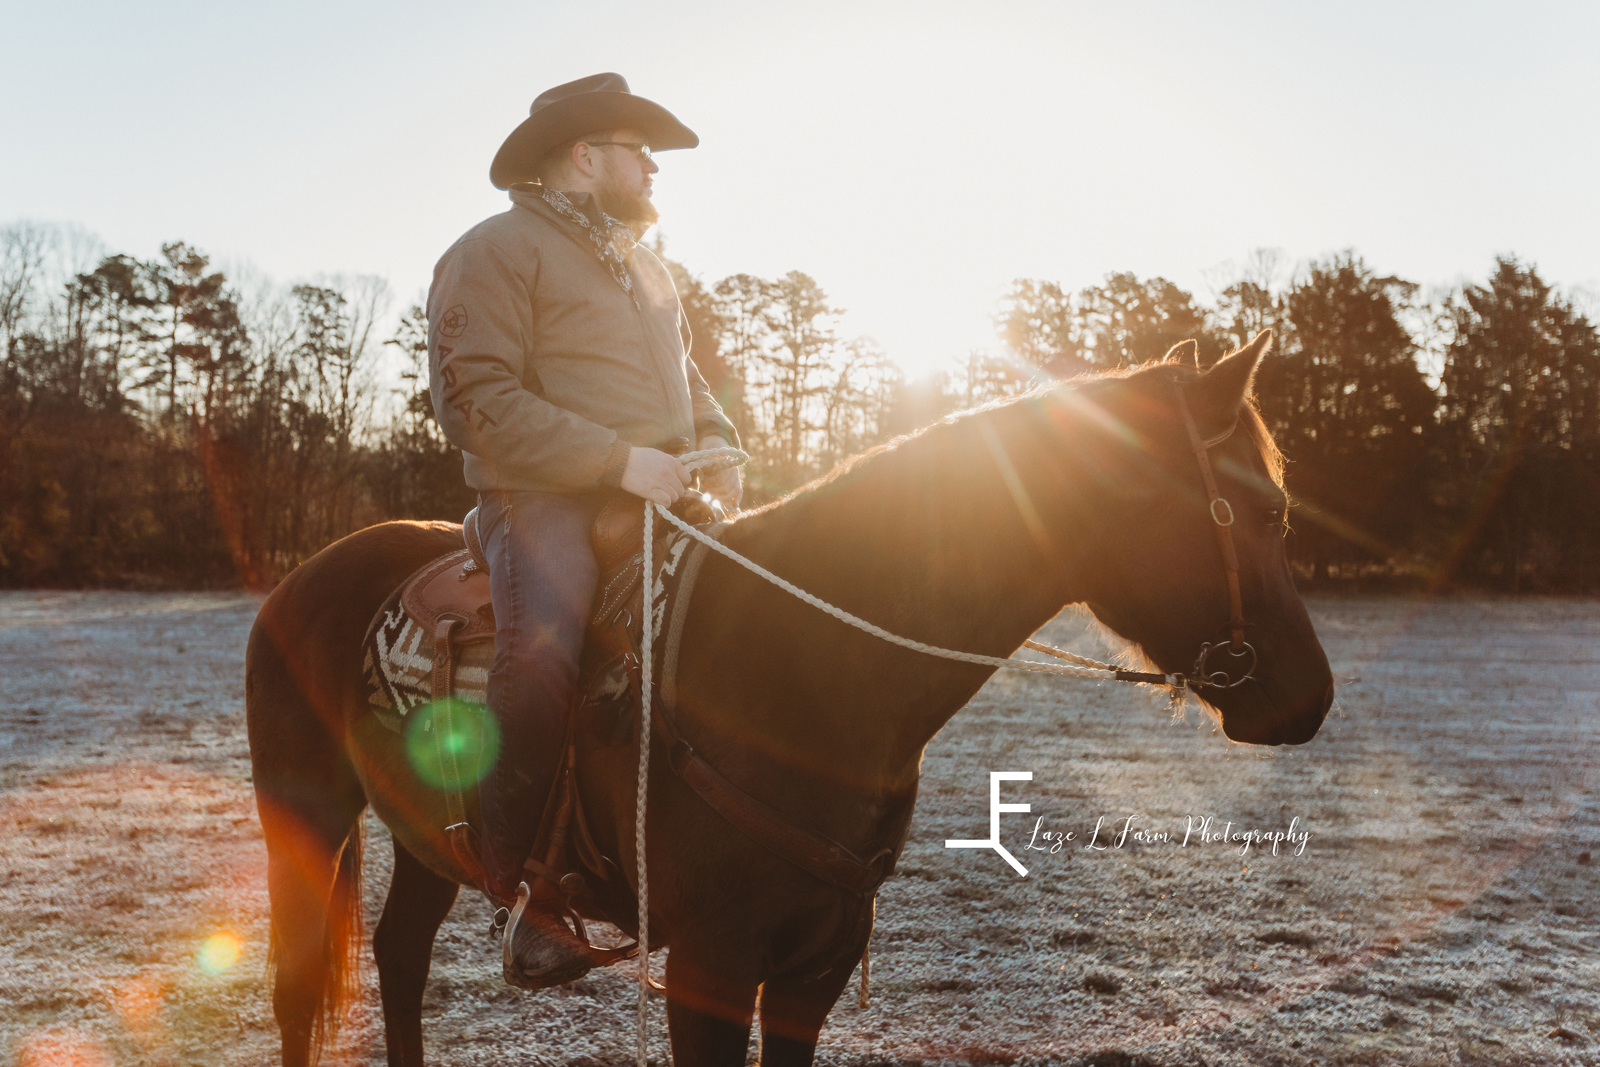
[3, 592, 1600, 1066]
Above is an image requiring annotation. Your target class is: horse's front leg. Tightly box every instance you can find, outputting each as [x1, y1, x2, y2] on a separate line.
[664, 938, 760, 1066]
[757, 965, 855, 1067]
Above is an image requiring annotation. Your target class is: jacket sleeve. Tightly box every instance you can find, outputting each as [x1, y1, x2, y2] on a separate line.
[680, 307, 741, 449]
[428, 237, 633, 489]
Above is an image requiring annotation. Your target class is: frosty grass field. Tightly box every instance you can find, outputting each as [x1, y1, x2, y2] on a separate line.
[3, 592, 1599, 1066]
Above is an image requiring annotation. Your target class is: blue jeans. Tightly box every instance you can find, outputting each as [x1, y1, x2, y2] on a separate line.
[476, 489, 607, 902]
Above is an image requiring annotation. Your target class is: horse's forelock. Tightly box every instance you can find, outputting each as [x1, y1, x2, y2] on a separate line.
[1118, 359, 1286, 490]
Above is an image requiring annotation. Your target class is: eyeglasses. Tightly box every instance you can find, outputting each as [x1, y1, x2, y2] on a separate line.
[585, 141, 652, 163]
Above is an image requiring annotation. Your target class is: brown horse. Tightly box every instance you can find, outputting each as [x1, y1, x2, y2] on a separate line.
[245, 330, 1333, 1067]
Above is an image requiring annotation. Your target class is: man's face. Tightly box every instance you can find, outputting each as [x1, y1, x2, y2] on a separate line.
[588, 128, 660, 228]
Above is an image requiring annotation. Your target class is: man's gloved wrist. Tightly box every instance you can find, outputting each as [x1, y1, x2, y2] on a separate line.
[600, 440, 632, 488]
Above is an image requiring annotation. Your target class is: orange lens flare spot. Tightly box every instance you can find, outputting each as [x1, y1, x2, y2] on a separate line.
[112, 972, 165, 1027]
[197, 930, 243, 974]
[15, 1031, 113, 1067]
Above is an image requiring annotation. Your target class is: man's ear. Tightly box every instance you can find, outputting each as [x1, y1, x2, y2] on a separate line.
[1164, 339, 1199, 368]
[1185, 330, 1272, 438]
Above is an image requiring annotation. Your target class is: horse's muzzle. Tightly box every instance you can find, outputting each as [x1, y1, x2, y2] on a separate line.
[1217, 675, 1334, 746]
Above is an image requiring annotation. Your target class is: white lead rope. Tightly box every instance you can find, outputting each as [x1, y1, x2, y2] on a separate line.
[652, 509, 1172, 686]
[635, 447, 748, 1066]
[632, 447, 1176, 1066]
[635, 492, 654, 1064]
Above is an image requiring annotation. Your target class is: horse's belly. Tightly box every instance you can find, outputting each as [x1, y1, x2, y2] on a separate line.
[347, 712, 477, 885]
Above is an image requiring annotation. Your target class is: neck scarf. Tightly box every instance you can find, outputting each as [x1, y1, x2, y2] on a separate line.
[541, 188, 640, 309]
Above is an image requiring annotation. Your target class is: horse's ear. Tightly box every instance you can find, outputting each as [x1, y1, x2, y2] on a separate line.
[1186, 329, 1272, 436]
[1164, 339, 1199, 368]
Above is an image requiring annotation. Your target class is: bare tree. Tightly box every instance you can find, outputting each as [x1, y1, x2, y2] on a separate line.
[0, 222, 50, 365]
[1210, 248, 1288, 354]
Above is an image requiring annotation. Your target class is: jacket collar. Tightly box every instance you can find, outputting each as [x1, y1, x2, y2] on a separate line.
[509, 183, 607, 230]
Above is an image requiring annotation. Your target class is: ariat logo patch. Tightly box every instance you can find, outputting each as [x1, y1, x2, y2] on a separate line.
[439, 304, 468, 337]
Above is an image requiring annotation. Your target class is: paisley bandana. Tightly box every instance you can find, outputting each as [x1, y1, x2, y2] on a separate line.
[541, 188, 640, 309]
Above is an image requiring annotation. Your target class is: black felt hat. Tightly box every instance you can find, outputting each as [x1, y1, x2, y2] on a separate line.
[489, 72, 698, 190]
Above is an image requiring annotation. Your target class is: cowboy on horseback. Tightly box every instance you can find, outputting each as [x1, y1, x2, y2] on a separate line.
[426, 72, 741, 987]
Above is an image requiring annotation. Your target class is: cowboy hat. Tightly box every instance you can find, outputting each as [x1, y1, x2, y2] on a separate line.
[490, 72, 698, 189]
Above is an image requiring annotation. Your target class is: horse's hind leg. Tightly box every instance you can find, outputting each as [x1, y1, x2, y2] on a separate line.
[373, 838, 460, 1067]
[757, 966, 856, 1067]
[256, 784, 366, 1067]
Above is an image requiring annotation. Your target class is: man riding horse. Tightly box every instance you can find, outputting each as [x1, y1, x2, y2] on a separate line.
[426, 72, 742, 987]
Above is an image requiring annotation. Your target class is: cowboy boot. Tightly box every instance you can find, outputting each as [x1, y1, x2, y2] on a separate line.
[500, 881, 594, 990]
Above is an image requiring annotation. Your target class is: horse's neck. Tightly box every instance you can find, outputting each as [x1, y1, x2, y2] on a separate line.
[716, 400, 1098, 788]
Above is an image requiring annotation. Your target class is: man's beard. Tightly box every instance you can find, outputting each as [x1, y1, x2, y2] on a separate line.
[596, 174, 659, 230]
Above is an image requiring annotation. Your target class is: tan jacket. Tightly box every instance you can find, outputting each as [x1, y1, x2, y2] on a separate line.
[427, 186, 738, 492]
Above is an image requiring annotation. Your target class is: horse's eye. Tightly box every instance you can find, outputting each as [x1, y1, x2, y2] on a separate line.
[1266, 506, 1286, 527]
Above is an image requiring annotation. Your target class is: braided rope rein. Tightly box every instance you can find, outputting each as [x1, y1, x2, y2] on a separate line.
[635, 446, 753, 1065]
[636, 486, 653, 1065]
[633, 447, 1181, 1065]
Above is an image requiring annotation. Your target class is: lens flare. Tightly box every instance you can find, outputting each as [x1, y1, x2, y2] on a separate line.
[15, 1030, 113, 1067]
[197, 930, 242, 974]
[112, 971, 165, 1029]
[404, 698, 501, 790]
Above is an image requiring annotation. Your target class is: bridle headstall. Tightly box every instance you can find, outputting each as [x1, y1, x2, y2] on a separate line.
[1171, 380, 1257, 690]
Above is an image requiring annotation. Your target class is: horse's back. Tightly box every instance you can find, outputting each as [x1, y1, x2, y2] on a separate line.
[246, 520, 464, 770]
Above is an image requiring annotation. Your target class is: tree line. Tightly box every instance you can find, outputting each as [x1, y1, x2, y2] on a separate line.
[2, 219, 1595, 592]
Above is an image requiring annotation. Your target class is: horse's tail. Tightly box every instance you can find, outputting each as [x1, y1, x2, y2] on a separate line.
[258, 802, 366, 1066]
[324, 812, 366, 1060]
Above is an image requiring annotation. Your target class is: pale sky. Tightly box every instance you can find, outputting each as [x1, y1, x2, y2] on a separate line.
[4, 0, 1596, 375]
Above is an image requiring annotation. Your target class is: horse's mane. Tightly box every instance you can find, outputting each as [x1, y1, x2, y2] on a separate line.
[736, 357, 1283, 527]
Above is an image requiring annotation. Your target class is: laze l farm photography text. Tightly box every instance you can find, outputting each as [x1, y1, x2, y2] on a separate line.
[944, 770, 1313, 878]
[1023, 813, 1313, 857]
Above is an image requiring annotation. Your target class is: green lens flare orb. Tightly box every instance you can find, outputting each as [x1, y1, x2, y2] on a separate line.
[404, 699, 500, 790]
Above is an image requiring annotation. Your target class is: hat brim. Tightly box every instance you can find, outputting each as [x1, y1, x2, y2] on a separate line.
[490, 92, 697, 189]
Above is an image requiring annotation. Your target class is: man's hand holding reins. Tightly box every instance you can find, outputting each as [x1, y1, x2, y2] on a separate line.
[621, 447, 690, 508]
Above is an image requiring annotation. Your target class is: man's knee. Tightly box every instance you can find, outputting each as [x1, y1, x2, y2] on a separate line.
[494, 641, 582, 697]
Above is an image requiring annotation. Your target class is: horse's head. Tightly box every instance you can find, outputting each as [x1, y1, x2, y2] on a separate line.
[1045, 330, 1333, 745]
